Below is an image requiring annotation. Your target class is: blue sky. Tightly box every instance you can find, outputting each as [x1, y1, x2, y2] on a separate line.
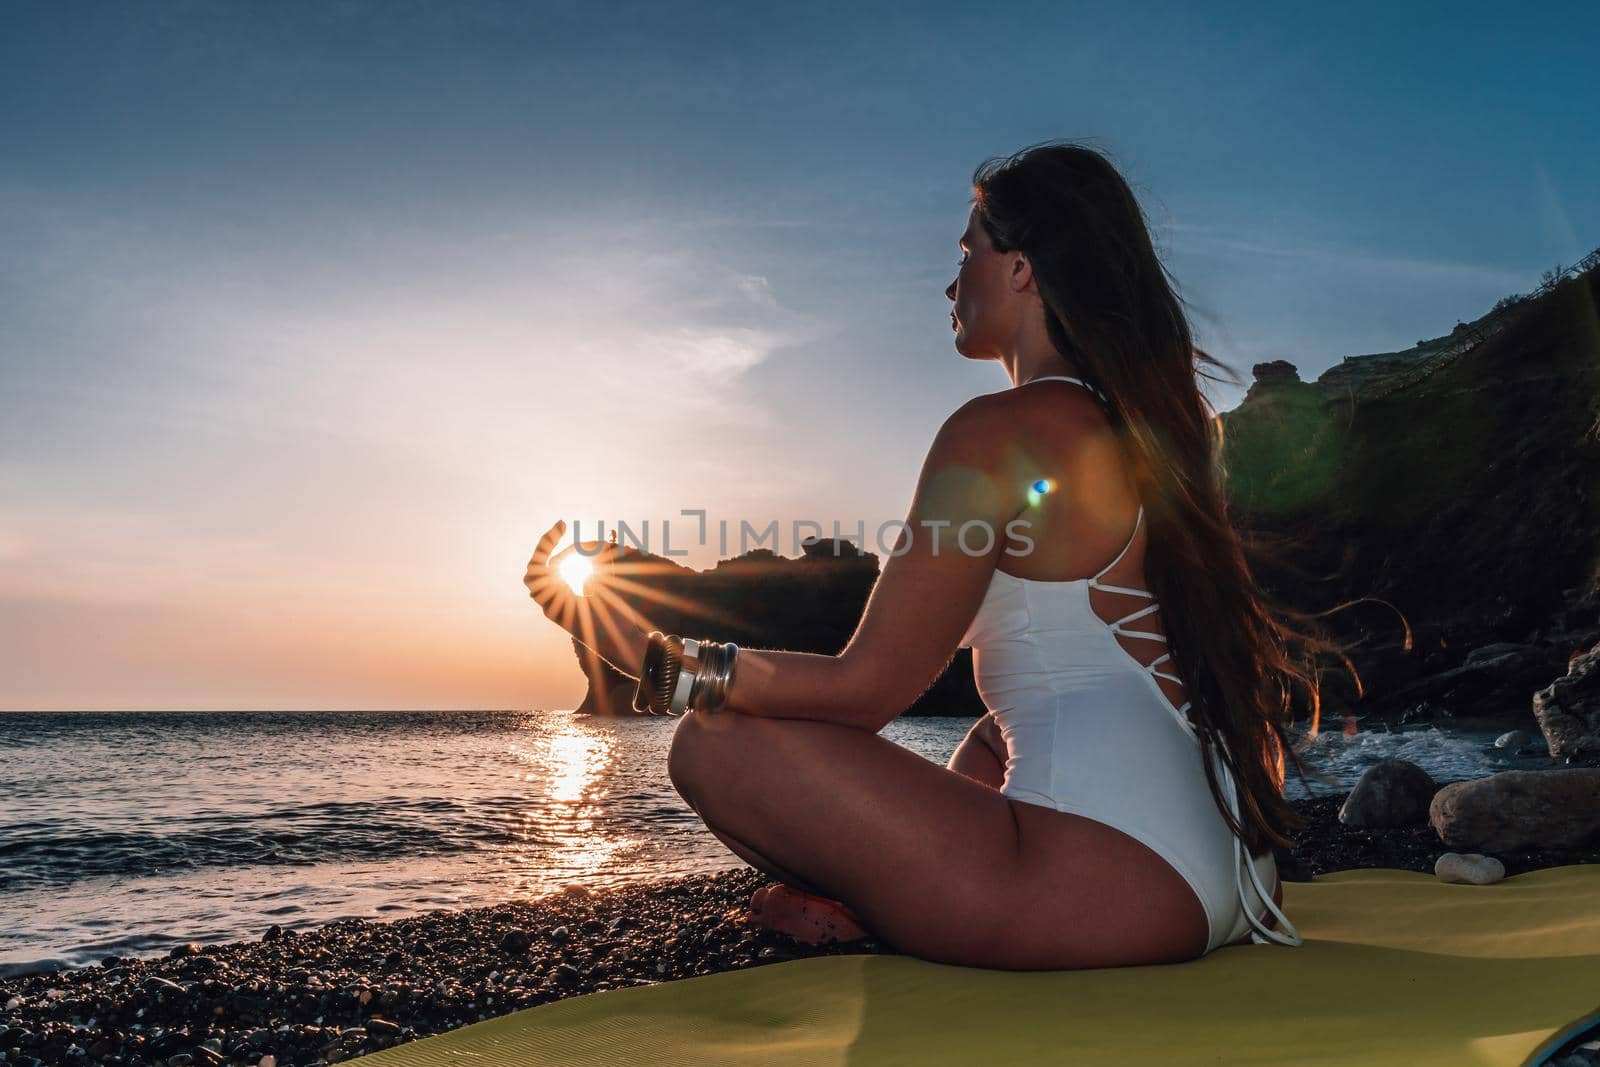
[2, 1, 1595, 709]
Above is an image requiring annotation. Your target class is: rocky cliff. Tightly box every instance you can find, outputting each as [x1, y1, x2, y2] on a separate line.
[1221, 255, 1600, 723]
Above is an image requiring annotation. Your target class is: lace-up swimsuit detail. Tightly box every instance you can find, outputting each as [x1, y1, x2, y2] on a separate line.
[959, 375, 1302, 953]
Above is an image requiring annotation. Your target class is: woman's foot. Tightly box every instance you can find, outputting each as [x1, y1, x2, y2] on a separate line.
[748, 884, 870, 944]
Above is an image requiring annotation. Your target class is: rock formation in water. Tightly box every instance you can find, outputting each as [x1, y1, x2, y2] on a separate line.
[569, 536, 984, 717]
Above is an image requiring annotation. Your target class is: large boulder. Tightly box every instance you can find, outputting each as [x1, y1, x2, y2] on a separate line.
[1338, 759, 1437, 828]
[1429, 769, 1600, 851]
[1533, 642, 1600, 758]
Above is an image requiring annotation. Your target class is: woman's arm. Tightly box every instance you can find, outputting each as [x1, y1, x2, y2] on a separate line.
[723, 395, 1031, 732]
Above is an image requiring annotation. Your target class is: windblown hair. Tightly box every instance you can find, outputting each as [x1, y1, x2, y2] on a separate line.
[972, 140, 1362, 855]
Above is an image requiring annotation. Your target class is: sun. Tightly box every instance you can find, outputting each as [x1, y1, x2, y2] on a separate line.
[557, 551, 594, 595]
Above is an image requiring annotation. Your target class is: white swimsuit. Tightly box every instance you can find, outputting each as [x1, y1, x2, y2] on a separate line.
[959, 375, 1303, 954]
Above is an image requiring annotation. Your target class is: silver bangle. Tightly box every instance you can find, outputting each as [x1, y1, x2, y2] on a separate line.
[662, 638, 739, 714]
[696, 641, 738, 713]
[668, 637, 700, 714]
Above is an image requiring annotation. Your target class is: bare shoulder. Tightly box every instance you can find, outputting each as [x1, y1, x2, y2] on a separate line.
[942, 383, 1111, 476]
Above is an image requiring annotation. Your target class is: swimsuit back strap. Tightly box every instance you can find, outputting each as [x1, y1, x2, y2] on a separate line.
[1091, 504, 1144, 582]
[1019, 374, 1110, 405]
[1216, 739, 1304, 947]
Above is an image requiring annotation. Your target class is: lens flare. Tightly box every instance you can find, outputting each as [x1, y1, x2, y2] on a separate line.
[1027, 478, 1056, 507]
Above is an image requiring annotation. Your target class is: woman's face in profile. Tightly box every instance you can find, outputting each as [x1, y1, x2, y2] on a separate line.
[945, 205, 1015, 361]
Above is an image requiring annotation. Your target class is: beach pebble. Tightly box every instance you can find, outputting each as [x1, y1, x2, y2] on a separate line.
[549, 925, 570, 944]
[499, 929, 533, 955]
[169, 942, 201, 958]
[262, 924, 284, 943]
[1338, 759, 1436, 828]
[258, 1057, 277, 1067]
[1434, 852, 1506, 885]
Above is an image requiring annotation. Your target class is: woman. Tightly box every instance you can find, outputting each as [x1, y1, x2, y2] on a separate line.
[525, 142, 1342, 970]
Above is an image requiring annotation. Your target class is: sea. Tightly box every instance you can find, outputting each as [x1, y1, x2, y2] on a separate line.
[0, 709, 1552, 976]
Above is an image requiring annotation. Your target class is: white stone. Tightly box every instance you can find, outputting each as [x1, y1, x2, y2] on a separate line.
[1434, 852, 1507, 885]
[1494, 730, 1529, 749]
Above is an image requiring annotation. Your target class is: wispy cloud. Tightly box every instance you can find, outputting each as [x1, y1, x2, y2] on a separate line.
[1166, 223, 1531, 293]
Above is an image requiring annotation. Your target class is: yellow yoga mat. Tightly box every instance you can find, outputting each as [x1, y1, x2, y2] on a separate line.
[356, 865, 1600, 1066]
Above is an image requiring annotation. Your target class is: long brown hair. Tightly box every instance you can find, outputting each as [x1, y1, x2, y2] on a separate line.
[973, 140, 1361, 854]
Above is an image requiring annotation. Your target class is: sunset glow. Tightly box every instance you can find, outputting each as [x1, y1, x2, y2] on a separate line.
[558, 552, 595, 596]
[0, 4, 1587, 714]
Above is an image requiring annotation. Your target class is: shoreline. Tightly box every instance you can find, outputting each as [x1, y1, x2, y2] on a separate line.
[4, 795, 1599, 1067]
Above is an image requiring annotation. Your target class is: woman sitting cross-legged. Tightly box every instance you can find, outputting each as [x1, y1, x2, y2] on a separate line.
[524, 141, 1356, 970]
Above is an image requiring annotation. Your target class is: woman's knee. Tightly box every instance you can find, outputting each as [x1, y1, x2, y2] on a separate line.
[666, 710, 711, 796]
[667, 709, 750, 799]
[948, 714, 1005, 788]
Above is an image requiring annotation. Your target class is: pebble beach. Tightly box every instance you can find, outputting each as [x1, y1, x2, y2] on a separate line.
[3, 792, 1598, 1067]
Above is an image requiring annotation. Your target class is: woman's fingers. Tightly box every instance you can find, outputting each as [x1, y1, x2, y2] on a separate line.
[524, 520, 570, 619]
[527, 519, 565, 571]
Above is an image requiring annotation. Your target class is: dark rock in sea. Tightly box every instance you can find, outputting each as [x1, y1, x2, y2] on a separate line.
[568, 544, 987, 718]
[1396, 700, 1444, 725]
[263, 923, 285, 943]
[1534, 641, 1600, 759]
[1495, 729, 1532, 749]
[1387, 642, 1569, 719]
[169, 941, 202, 958]
[1338, 759, 1436, 828]
[1430, 769, 1600, 851]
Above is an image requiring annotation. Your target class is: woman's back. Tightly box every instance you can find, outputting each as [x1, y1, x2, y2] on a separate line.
[974, 375, 1189, 715]
[959, 374, 1296, 954]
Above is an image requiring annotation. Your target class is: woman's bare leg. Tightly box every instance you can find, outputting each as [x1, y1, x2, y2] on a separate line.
[733, 714, 1005, 943]
[948, 713, 1006, 788]
[668, 709, 1209, 969]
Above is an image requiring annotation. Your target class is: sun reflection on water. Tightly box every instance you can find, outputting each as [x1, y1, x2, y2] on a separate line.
[499, 717, 636, 895]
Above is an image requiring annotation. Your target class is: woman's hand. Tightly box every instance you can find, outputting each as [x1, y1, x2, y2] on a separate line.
[523, 519, 651, 679]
